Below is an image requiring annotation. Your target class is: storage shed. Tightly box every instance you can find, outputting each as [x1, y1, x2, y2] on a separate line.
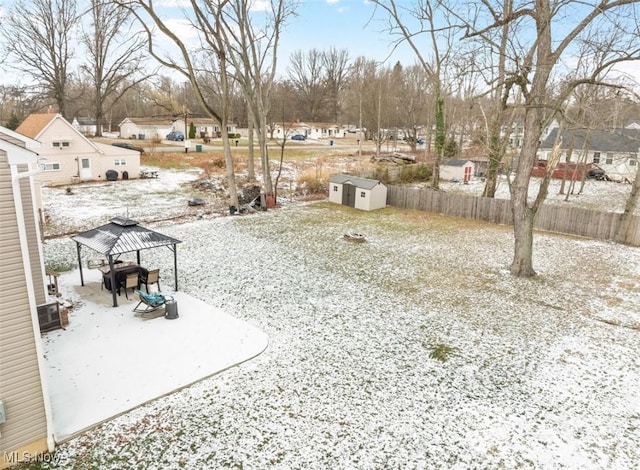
[440, 159, 475, 183]
[329, 174, 387, 211]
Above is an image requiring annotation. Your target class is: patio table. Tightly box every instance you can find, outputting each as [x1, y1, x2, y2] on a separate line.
[100, 263, 142, 292]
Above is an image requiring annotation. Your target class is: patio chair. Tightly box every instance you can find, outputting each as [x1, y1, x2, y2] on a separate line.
[119, 272, 139, 299]
[139, 268, 160, 293]
[133, 290, 170, 314]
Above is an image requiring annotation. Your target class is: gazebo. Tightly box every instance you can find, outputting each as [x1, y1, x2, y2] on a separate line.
[71, 217, 182, 307]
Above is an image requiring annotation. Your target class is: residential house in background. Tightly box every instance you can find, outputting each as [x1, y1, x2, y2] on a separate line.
[71, 117, 103, 137]
[501, 118, 559, 149]
[625, 119, 640, 130]
[539, 128, 639, 180]
[0, 126, 55, 468]
[118, 117, 173, 140]
[171, 117, 236, 138]
[17, 113, 141, 186]
[271, 122, 345, 140]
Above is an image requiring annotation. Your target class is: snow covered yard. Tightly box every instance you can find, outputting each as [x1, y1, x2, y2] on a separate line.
[37, 185, 640, 469]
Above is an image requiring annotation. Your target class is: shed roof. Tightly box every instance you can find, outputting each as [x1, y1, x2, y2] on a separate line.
[329, 174, 384, 190]
[71, 217, 181, 256]
[442, 159, 472, 167]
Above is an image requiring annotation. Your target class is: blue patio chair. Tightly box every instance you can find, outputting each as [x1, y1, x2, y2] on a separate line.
[133, 290, 171, 313]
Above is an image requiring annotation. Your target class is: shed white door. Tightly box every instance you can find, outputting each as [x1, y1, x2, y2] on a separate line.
[79, 158, 91, 180]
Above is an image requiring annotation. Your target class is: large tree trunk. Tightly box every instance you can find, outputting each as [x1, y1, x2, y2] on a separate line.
[510, 95, 545, 277]
[511, 204, 537, 277]
[615, 163, 640, 244]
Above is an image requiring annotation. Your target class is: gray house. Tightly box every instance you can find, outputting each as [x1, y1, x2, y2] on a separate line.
[329, 174, 387, 211]
[539, 128, 639, 180]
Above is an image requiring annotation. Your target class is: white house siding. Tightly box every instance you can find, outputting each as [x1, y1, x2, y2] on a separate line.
[0, 155, 49, 467]
[592, 152, 638, 180]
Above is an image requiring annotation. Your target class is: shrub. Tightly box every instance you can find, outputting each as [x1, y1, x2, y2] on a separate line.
[297, 169, 329, 194]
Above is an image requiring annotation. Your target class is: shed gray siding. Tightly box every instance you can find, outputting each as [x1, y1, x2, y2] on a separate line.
[0, 154, 49, 463]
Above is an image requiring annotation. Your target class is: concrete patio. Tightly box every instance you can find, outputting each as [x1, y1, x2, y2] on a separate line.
[41, 269, 269, 442]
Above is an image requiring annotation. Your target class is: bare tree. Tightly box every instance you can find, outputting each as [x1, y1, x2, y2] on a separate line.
[322, 47, 351, 123]
[119, 0, 241, 209]
[1, 0, 78, 118]
[78, 0, 150, 136]
[371, 0, 460, 189]
[287, 49, 327, 121]
[465, 0, 640, 277]
[217, 0, 295, 200]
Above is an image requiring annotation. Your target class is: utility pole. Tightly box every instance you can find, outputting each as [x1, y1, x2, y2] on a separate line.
[183, 82, 189, 153]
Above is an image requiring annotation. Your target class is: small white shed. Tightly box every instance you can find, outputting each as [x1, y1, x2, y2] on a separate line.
[440, 159, 475, 183]
[329, 174, 387, 211]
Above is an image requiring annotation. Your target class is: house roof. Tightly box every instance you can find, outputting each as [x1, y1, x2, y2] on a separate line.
[540, 128, 640, 153]
[329, 174, 384, 190]
[17, 113, 105, 154]
[15, 113, 57, 139]
[0, 127, 41, 164]
[71, 217, 182, 256]
[442, 159, 472, 167]
[119, 117, 175, 127]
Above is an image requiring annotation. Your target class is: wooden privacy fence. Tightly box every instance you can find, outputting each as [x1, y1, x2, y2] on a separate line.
[386, 185, 640, 246]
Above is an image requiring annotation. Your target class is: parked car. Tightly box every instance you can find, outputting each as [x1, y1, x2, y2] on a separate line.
[112, 142, 145, 154]
[291, 134, 306, 141]
[166, 131, 185, 141]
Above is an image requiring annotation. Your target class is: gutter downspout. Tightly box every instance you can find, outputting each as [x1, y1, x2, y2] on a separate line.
[11, 165, 56, 452]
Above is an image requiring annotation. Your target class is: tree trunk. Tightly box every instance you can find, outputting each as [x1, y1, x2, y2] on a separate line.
[615, 163, 640, 244]
[257, 113, 273, 196]
[510, 204, 537, 277]
[510, 98, 545, 277]
[246, 104, 255, 181]
[221, 129, 239, 209]
[482, 132, 501, 197]
[432, 93, 445, 189]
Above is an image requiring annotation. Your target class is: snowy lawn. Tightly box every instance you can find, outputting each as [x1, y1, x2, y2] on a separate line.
[34, 186, 640, 469]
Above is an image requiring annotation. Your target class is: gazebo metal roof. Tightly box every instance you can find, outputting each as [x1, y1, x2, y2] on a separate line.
[72, 216, 182, 256]
[71, 217, 182, 307]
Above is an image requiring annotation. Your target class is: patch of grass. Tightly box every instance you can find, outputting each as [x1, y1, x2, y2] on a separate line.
[429, 343, 457, 362]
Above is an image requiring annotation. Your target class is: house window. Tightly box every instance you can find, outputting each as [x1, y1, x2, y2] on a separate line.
[593, 152, 600, 163]
[606, 153, 613, 165]
[52, 141, 70, 148]
[333, 185, 338, 191]
[360, 191, 366, 198]
[630, 154, 638, 166]
[114, 159, 127, 166]
[41, 162, 61, 171]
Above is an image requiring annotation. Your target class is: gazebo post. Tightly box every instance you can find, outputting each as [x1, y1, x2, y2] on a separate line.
[76, 242, 85, 286]
[173, 244, 178, 290]
[109, 255, 118, 307]
[136, 250, 141, 266]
